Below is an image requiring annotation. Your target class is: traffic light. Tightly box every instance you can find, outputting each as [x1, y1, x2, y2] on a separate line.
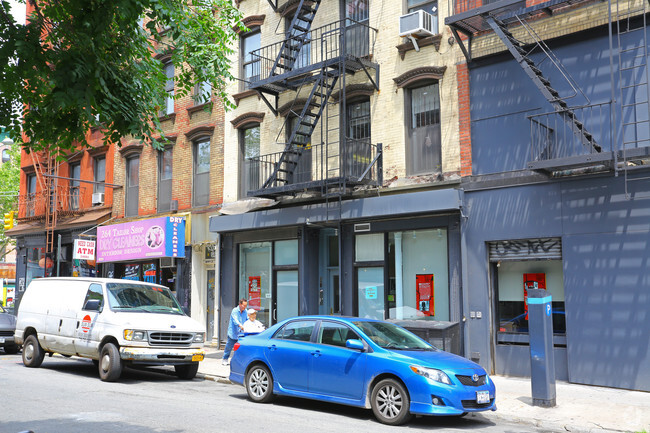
[3, 211, 14, 230]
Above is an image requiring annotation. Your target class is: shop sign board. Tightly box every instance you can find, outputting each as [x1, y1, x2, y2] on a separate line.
[96, 216, 186, 263]
[73, 239, 96, 260]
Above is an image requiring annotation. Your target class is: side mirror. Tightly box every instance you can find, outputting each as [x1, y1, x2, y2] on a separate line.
[84, 299, 102, 312]
[345, 339, 365, 351]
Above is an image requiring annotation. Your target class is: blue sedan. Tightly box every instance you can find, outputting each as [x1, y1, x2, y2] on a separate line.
[229, 316, 496, 425]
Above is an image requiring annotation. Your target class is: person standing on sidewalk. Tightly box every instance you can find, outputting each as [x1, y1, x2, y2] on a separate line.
[222, 298, 247, 365]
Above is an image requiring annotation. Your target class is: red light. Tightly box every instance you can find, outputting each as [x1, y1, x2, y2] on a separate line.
[233, 342, 240, 351]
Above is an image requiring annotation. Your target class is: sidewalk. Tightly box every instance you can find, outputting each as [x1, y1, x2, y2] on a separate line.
[198, 346, 650, 433]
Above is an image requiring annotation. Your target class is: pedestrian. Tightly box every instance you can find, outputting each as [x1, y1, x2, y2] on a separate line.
[222, 298, 248, 365]
[242, 309, 265, 334]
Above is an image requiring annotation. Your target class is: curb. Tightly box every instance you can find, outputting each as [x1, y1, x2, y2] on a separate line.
[480, 411, 626, 433]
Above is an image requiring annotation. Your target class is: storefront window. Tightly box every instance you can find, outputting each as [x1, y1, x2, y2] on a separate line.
[239, 242, 272, 326]
[355, 233, 383, 261]
[496, 260, 566, 335]
[277, 270, 298, 322]
[275, 240, 298, 265]
[26, 248, 46, 287]
[388, 229, 449, 321]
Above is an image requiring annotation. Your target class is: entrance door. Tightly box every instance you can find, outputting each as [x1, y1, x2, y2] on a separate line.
[357, 267, 385, 320]
[274, 270, 299, 324]
[319, 270, 340, 316]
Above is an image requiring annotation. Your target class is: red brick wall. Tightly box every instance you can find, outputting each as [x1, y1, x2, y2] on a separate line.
[457, 62, 472, 177]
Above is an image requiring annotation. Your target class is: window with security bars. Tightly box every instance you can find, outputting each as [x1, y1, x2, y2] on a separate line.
[346, 100, 371, 179]
[407, 82, 441, 176]
[345, 0, 369, 57]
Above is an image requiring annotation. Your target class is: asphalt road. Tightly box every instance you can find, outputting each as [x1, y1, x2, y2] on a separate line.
[0, 351, 553, 433]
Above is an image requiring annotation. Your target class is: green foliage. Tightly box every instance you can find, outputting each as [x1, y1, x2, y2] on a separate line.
[0, 143, 20, 258]
[0, 0, 244, 156]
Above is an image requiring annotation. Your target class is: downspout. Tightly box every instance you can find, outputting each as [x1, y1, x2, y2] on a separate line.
[215, 233, 221, 349]
[459, 189, 471, 359]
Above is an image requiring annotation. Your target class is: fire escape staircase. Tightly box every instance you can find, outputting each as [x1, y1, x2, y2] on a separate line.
[485, 15, 601, 156]
[263, 66, 340, 188]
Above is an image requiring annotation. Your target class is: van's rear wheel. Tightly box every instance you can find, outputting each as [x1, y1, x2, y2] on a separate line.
[174, 363, 199, 380]
[98, 343, 122, 382]
[22, 335, 44, 367]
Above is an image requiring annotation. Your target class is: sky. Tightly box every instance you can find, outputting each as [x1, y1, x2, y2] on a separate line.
[7, 0, 26, 22]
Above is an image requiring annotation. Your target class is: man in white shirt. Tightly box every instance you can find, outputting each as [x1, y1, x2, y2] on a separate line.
[242, 309, 265, 334]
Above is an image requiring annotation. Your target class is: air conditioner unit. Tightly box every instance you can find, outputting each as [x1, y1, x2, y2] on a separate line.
[92, 192, 105, 205]
[160, 257, 175, 268]
[399, 10, 436, 38]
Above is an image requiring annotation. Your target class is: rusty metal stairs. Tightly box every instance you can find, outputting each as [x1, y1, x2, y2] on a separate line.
[485, 15, 601, 154]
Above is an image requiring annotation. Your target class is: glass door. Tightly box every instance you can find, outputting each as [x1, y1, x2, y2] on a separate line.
[274, 270, 299, 323]
[357, 267, 385, 320]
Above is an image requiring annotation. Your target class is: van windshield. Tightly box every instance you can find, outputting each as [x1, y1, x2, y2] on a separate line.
[106, 283, 184, 315]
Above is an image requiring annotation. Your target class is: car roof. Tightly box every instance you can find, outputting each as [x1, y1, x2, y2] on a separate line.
[29, 277, 167, 289]
[281, 315, 383, 324]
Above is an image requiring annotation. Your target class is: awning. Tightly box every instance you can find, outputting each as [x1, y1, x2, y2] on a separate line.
[5, 209, 112, 237]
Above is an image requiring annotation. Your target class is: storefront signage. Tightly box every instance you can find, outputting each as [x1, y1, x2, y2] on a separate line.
[489, 238, 562, 262]
[73, 239, 96, 261]
[96, 216, 186, 263]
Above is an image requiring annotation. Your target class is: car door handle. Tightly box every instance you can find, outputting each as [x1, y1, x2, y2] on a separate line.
[268, 344, 277, 351]
[311, 350, 321, 357]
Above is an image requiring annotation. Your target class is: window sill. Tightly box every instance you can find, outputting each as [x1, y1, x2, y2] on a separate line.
[159, 113, 176, 123]
[396, 34, 443, 60]
[187, 102, 212, 116]
[233, 89, 259, 106]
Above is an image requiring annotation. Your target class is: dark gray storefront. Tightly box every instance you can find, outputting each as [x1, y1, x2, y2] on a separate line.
[463, 174, 650, 392]
[210, 188, 466, 352]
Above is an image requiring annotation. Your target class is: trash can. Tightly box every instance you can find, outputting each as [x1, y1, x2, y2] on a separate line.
[388, 320, 461, 354]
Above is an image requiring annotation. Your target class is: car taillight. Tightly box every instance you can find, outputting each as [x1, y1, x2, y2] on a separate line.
[233, 342, 240, 351]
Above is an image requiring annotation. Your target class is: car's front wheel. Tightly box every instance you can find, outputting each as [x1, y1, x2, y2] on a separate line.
[371, 378, 412, 425]
[98, 343, 122, 382]
[22, 335, 44, 367]
[245, 364, 274, 403]
[175, 363, 199, 380]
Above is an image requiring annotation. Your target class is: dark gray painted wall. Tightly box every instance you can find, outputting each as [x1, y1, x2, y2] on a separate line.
[469, 27, 644, 174]
[464, 174, 650, 391]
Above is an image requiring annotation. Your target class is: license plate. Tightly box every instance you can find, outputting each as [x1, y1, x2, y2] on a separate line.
[476, 390, 490, 404]
[192, 354, 204, 362]
[0, 337, 4, 344]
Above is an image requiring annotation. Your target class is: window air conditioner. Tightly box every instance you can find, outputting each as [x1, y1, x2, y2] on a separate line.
[399, 10, 436, 38]
[92, 192, 105, 205]
[160, 257, 175, 268]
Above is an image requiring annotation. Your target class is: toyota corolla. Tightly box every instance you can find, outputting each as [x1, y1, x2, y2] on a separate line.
[229, 316, 496, 425]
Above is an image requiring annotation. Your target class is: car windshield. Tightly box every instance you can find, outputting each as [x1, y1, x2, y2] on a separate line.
[106, 283, 184, 315]
[352, 321, 436, 351]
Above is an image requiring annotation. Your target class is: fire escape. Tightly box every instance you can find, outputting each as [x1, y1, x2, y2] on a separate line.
[446, 0, 650, 178]
[246, 0, 381, 211]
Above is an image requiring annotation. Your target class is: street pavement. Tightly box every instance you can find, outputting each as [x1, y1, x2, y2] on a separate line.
[198, 345, 650, 433]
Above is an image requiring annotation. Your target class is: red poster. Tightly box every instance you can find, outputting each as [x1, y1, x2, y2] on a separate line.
[248, 276, 261, 309]
[416, 274, 434, 316]
[523, 273, 546, 319]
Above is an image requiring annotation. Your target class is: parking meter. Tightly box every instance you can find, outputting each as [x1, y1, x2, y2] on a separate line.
[527, 288, 556, 407]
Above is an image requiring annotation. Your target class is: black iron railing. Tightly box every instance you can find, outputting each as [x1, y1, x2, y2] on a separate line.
[244, 140, 382, 194]
[529, 102, 612, 162]
[247, 19, 377, 86]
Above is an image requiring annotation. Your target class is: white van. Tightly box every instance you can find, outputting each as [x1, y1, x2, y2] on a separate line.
[14, 277, 205, 382]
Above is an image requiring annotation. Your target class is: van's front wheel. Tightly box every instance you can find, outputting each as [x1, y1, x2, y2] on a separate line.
[22, 335, 44, 367]
[98, 343, 122, 382]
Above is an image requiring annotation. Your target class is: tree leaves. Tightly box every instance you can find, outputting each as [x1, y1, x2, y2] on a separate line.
[0, 0, 243, 157]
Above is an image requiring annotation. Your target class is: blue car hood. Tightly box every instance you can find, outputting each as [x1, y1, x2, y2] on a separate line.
[387, 349, 485, 373]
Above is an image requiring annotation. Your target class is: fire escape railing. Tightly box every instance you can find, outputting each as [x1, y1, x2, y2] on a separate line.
[245, 140, 382, 193]
[19, 186, 89, 219]
[248, 19, 378, 89]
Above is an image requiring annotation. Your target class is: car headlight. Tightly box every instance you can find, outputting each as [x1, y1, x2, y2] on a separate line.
[410, 365, 453, 385]
[123, 330, 147, 341]
[192, 333, 205, 343]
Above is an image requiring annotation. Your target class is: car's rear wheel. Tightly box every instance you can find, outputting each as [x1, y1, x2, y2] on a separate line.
[22, 335, 44, 367]
[175, 363, 199, 380]
[98, 343, 122, 382]
[371, 378, 412, 425]
[246, 364, 274, 403]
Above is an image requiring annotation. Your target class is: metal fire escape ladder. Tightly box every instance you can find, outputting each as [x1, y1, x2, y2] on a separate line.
[32, 151, 58, 258]
[270, 0, 322, 77]
[262, 66, 340, 188]
[485, 15, 601, 154]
